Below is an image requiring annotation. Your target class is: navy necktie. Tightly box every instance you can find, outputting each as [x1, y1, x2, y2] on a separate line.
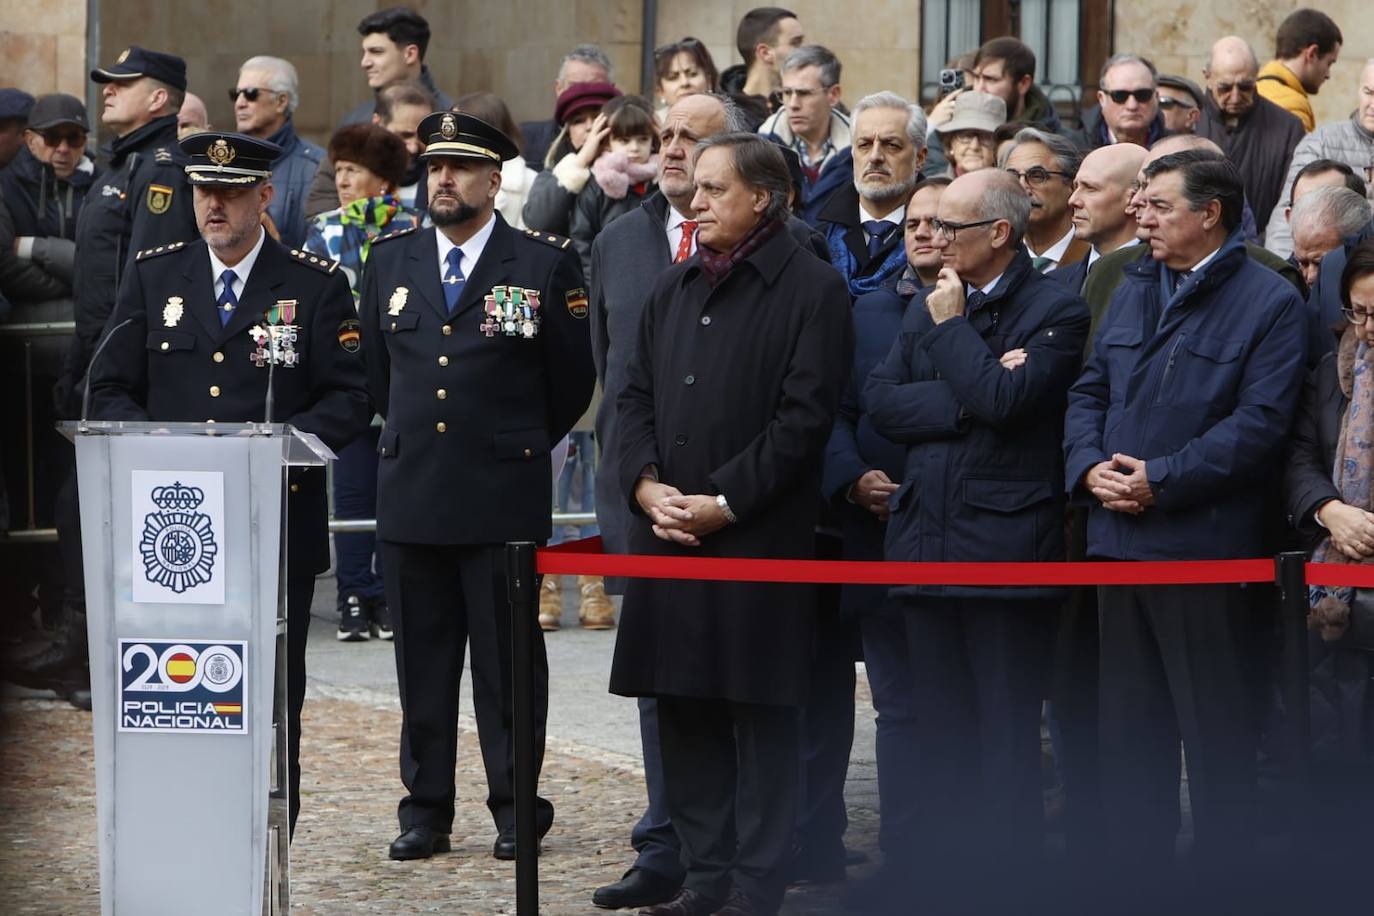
[217, 268, 238, 326]
[443, 248, 465, 314]
[862, 219, 895, 260]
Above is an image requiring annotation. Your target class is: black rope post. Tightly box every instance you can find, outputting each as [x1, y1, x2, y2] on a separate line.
[505, 541, 539, 915]
[1274, 551, 1311, 832]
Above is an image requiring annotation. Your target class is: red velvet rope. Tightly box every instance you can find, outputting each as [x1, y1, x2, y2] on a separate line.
[538, 537, 1374, 589]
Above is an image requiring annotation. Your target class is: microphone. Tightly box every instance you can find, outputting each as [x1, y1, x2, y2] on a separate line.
[80, 317, 136, 425]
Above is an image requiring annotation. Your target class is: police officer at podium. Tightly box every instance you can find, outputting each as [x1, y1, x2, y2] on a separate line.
[88, 130, 371, 835]
[357, 111, 593, 861]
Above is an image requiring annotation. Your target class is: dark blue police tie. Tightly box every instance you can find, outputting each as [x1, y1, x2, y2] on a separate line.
[862, 219, 895, 260]
[443, 248, 465, 314]
[217, 268, 238, 326]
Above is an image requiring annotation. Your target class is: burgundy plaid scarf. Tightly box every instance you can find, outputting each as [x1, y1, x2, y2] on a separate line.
[697, 217, 785, 287]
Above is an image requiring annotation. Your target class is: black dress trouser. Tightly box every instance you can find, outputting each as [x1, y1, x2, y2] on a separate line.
[657, 695, 800, 912]
[381, 541, 553, 835]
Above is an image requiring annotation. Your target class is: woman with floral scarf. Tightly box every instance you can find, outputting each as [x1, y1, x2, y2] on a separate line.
[1284, 236, 1374, 861]
[305, 123, 419, 642]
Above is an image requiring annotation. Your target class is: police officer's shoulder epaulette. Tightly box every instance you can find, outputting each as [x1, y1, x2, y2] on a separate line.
[371, 225, 418, 246]
[523, 228, 572, 250]
[288, 248, 340, 274]
[135, 240, 190, 261]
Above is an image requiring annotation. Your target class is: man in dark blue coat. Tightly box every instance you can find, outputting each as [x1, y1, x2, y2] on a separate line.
[358, 111, 593, 863]
[863, 169, 1089, 903]
[1063, 150, 1308, 895]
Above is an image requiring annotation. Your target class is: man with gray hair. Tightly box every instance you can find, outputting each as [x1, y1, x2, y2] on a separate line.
[817, 90, 927, 298]
[232, 55, 323, 247]
[864, 168, 1089, 904]
[1291, 186, 1371, 288]
[1072, 54, 1167, 150]
[757, 45, 850, 225]
[611, 131, 851, 915]
[1004, 127, 1089, 272]
[521, 43, 614, 171]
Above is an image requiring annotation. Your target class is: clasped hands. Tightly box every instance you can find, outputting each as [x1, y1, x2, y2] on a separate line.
[1317, 500, 1374, 561]
[634, 478, 729, 547]
[1084, 454, 1155, 515]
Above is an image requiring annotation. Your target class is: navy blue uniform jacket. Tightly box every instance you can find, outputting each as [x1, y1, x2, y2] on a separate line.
[1063, 230, 1308, 560]
[359, 217, 594, 545]
[864, 249, 1090, 602]
[89, 236, 371, 574]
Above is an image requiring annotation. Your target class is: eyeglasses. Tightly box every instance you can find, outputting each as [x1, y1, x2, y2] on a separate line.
[1006, 167, 1070, 187]
[1157, 97, 1196, 111]
[1104, 88, 1155, 104]
[1342, 306, 1374, 324]
[36, 128, 86, 148]
[929, 217, 999, 241]
[229, 87, 277, 103]
[1212, 79, 1256, 95]
[947, 130, 993, 147]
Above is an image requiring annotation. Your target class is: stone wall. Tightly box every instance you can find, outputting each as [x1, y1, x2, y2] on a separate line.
[0, 0, 88, 100]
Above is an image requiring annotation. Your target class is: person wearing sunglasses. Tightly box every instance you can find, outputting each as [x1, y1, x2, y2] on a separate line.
[1197, 36, 1305, 234]
[1155, 74, 1203, 134]
[1072, 54, 1166, 151]
[230, 56, 323, 250]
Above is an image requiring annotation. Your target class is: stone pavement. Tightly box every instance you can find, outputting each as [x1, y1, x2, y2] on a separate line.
[0, 577, 882, 914]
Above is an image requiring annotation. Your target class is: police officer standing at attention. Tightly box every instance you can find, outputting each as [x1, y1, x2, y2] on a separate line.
[88, 130, 371, 836]
[358, 111, 593, 861]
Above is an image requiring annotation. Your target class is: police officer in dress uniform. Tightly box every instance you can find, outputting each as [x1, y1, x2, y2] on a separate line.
[358, 111, 593, 861]
[88, 131, 371, 836]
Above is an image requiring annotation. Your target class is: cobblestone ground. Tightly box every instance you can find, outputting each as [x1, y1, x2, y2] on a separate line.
[0, 690, 878, 914]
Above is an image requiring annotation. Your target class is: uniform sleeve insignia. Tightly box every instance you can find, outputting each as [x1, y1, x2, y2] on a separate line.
[565, 287, 589, 319]
[372, 225, 418, 245]
[146, 184, 173, 214]
[524, 228, 572, 250]
[154, 147, 174, 164]
[290, 248, 340, 274]
[337, 318, 362, 353]
[135, 240, 188, 260]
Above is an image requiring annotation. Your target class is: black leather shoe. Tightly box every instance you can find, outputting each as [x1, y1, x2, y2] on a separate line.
[388, 826, 450, 860]
[492, 826, 544, 860]
[637, 887, 721, 915]
[593, 867, 682, 909]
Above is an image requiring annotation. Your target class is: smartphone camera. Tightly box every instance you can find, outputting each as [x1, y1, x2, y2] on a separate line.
[939, 68, 965, 94]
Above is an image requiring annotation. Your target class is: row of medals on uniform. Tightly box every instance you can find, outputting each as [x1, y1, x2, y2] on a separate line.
[389, 284, 544, 338]
[162, 295, 300, 366]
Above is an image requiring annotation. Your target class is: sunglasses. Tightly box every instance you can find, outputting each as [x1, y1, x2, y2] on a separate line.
[37, 129, 86, 148]
[228, 87, 277, 103]
[1213, 80, 1256, 95]
[1104, 88, 1155, 104]
[1157, 97, 1196, 110]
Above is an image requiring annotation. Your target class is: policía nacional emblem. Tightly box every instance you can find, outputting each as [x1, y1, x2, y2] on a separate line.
[163, 295, 184, 327]
[146, 183, 173, 215]
[388, 286, 409, 316]
[440, 112, 457, 140]
[207, 138, 237, 166]
[139, 481, 218, 594]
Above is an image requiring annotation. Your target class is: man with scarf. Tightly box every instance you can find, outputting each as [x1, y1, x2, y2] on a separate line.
[232, 56, 324, 248]
[611, 132, 850, 916]
[815, 91, 926, 300]
[1064, 149, 1307, 903]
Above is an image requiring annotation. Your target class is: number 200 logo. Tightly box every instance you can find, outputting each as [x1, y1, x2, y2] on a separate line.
[122, 642, 244, 693]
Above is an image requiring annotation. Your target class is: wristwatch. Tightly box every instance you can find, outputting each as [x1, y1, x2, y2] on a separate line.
[716, 494, 737, 524]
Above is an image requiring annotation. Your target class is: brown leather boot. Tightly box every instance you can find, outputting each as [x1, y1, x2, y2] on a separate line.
[538, 575, 561, 631]
[577, 575, 616, 629]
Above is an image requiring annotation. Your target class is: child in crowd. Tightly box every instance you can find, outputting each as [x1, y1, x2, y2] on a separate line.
[569, 95, 661, 278]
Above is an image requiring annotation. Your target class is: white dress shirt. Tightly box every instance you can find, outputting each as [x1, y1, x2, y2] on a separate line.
[667, 205, 696, 259]
[857, 201, 906, 246]
[1025, 225, 1077, 270]
[435, 212, 497, 282]
[208, 227, 267, 303]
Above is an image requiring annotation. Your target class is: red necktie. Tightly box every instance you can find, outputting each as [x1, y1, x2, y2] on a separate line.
[674, 221, 697, 264]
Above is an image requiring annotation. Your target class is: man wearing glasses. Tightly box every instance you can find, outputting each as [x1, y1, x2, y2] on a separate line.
[1197, 36, 1305, 234]
[864, 169, 1088, 906]
[1003, 128, 1088, 273]
[1155, 74, 1203, 135]
[1073, 55, 1166, 150]
[231, 56, 323, 248]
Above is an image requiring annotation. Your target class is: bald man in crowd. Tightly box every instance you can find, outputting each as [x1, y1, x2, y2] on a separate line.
[1052, 143, 1148, 293]
[1197, 36, 1305, 234]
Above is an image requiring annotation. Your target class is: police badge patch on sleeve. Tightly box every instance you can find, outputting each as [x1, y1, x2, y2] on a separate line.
[337, 318, 361, 353]
[147, 183, 174, 214]
[565, 287, 588, 319]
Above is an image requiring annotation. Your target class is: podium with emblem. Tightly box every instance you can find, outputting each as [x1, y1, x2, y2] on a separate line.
[61, 419, 333, 916]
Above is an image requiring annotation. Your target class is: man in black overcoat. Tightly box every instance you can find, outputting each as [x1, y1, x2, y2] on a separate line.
[612, 132, 852, 916]
[89, 131, 372, 834]
[357, 111, 594, 862]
